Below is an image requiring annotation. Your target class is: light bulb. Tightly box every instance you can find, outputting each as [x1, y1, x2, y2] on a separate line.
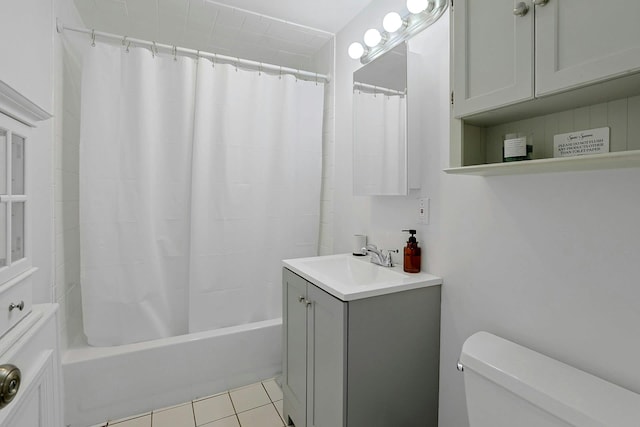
[348, 42, 365, 59]
[407, 0, 429, 14]
[364, 28, 382, 47]
[383, 12, 404, 33]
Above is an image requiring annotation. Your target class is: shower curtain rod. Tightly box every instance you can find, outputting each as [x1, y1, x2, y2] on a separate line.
[353, 81, 406, 97]
[56, 20, 331, 84]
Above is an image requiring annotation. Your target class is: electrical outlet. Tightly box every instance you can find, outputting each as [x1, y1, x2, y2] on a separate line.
[418, 198, 429, 224]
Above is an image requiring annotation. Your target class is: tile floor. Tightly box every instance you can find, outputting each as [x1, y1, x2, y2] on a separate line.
[94, 379, 289, 427]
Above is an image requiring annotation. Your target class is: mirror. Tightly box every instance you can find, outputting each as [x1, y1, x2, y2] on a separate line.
[353, 43, 409, 196]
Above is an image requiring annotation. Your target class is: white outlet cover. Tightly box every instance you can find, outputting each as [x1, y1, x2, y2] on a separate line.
[418, 197, 429, 224]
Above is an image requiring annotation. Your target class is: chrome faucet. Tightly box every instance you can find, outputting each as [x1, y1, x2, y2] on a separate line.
[364, 244, 397, 267]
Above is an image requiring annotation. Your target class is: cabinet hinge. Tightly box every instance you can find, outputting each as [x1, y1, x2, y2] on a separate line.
[451, 91, 454, 106]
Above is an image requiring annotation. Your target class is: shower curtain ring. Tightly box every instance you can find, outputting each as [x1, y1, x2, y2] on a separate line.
[126, 41, 131, 53]
[172, 45, 177, 61]
[122, 35, 127, 46]
[315, 73, 318, 86]
[91, 29, 96, 47]
[279, 66, 282, 80]
[259, 63, 262, 76]
[236, 57, 239, 72]
[152, 41, 157, 58]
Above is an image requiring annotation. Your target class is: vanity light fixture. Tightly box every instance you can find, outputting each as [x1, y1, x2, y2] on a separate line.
[347, 0, 447, 64]
[348, 42, 366, 59]
[383, 12, 405, 33]
[363, 28, 383, 47]
[407, 0, 430, 14]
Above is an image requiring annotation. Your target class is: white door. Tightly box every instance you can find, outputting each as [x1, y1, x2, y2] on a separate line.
[453, 0, 534, 117]
[535, 0, 640, 96]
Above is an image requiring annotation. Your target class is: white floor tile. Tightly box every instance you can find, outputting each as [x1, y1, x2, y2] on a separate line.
[236, 404, 284, 427]
[152, 403, 195, 427]
[109, 414, 151, 427]
[262, 379, 283, 402]
[273, 400, 285, 424]
[193, 393, 235, 426]
[200, 415, 240, 427]
[110, 411, 152, 424]
[229, 383, 271, 413]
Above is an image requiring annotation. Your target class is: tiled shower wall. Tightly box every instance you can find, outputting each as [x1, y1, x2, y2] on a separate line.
[315, 38, 336, 256]
[54, 0, 85, 352]
[54, 41, 84, 352]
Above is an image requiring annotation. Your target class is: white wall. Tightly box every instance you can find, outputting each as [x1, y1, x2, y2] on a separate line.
[0, 0, 55, 305]
[334, 2, 640, 427]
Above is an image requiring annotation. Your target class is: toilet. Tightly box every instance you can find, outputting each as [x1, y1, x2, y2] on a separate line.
[459, 331, 640, 427]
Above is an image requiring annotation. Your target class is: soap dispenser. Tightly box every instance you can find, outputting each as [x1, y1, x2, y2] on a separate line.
[402, 229, 421, 273]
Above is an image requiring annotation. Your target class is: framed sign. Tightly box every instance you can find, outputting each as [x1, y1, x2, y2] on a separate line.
[553, 127, 610, 158]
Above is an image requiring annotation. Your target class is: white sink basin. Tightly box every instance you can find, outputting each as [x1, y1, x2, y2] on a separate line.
[283, 254, 442, 301]
[300, 255, 406, 286]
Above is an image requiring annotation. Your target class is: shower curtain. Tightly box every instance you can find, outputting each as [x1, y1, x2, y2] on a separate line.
[352, 90, 406, 195]
[79, 43, 324, 346]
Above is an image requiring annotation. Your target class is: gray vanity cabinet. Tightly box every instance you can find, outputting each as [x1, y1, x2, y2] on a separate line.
[282, 268, 347, 427]
[282, 267, 441, 427]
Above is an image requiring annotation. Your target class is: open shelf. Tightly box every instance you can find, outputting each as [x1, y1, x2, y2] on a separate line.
[444, 149, 640, 176]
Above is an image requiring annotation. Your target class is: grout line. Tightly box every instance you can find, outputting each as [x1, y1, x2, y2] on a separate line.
[261, 382, 272, 402]
[272, 401, 285, 425]
[228, 390, 239, 415]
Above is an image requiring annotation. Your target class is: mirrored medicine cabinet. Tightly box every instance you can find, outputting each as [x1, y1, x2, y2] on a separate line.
[353, 41, 423, 196]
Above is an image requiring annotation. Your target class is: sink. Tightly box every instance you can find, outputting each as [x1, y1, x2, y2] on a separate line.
[299, 255, 406, 286]
[283, 254, 442, 301]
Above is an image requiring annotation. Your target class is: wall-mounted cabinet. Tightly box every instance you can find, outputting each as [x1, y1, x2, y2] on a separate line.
[453, 0, 640, 118]
[449, 0, 640, 174]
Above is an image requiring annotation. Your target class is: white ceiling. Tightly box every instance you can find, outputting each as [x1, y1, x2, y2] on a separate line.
[208, 0, 372, 34]
[72, 0, 373, 70]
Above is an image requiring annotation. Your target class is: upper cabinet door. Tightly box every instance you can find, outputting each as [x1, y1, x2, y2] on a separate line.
[535, 0, 640, 96]
[453, 0, 534, 117]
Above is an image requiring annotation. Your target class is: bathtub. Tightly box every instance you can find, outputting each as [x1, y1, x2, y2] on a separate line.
[63, 318, 282, 427]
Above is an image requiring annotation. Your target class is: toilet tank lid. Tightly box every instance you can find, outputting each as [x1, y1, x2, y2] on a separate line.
[460, 332, 640, 427]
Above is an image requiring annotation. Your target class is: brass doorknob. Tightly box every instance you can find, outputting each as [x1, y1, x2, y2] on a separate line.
[0, 364, 21, 408]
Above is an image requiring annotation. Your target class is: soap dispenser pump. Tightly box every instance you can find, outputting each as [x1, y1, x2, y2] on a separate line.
[402, 229, 421, 273]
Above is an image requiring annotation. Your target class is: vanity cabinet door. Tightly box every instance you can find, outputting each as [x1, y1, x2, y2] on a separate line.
[306, 284, 346, 427]
[282, 269, 309, 427]
[282, 269, 347, 427]
[535, 0, 640, 96]
[453, 0, 534, 117]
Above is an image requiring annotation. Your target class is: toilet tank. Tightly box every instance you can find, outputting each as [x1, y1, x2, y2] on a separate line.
[459, 332, 640, 427]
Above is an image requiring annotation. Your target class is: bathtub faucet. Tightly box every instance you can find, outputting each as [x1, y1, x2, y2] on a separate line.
[364, 244, 398, 267]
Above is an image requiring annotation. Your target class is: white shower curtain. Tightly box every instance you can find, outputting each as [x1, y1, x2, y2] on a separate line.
[189, 60, 323, 332]
[353, 91, 406, 195]
[79, 44, 323, 346]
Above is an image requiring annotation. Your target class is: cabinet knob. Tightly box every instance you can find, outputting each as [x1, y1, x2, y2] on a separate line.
[533, 0, 549, 6]
[513, 2, 529, 16]
[8, 301, 24, 312]
[0, 364, 21, 409]
[298, 296, 305, 303]
[305, 300, 312, 307]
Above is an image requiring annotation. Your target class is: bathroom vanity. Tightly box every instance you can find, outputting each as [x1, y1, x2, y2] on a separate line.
[282, 254, 442, 427]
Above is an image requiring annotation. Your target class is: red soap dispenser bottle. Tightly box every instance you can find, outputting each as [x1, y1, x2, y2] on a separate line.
[402, 229, 421, 273]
